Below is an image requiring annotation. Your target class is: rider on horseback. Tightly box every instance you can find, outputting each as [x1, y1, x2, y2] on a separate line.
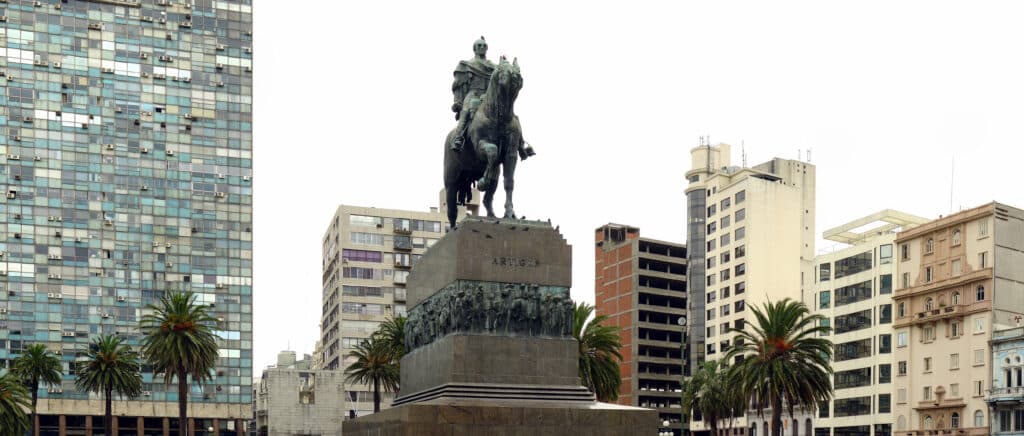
[451, 36, 535, 159]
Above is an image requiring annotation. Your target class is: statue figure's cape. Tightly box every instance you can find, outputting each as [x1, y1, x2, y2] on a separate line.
[454, 58, 496, 77]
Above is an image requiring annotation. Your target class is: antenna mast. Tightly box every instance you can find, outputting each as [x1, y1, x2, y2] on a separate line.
[741, 141, 747, 167]
[949, 156, 955, 213]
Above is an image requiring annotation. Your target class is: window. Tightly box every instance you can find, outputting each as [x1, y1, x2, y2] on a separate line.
[925, 238, 934, 253]
[735, 300, 745, 312]
[924, 357, 932, 372]
[706, 309, 716, 321]
[833, 397, 872, 417]
[879, 334, 891, 353]
[819, 291, 831, 309]
[878, 394, 891, 413]
[720, 252, 731, 264]
[735, 208, 746, 222]
[707, 239, 716, 251]
[897, 331, 908, 347]
[350, 232, 384, 246]
[707, 274, 716, 286]
[706, 291, 717, 303]
[835, 251, 872, 279]
[721, 197, 731, 211]
[735, 245, 745, 258]
[897, 361, 907, 376]
[819, 263, 832, 282]
[951, 412, 960, 429]
[977, 285, 985, 301]
[834, 367, 873, 389]
[1001, 410, 1012, 432]
[835, 280, 872, 306]
[834, 338, 872, 361]
[721, 286, 730, 298]
[720, 304, 730, 316]
[979, 251, 988, 268]
[979, 220, 989, 237]
[720, 233, 730, 246]
[835, 310, 873, 334]
[1014, 410, 1024, 431]
[349, 214, 383, 227]
[901, 244, 910, 260]
[342, 249, 382, 263]
[923, 415, 934, 430]
[879, 304, 892, 324]
[952, 291, 961, 305]
[880, 244, 893, 264]
[707, 326, 716, 337]
[952, 229, 961, 246]
[923, 326, 935, 341]
[974, 317, 985, 333]
[951, 321, 961, 337]
[707, 205, 717, 218]
[925, 266, 933, 282]
[950, 353, 959, 370]
[901, 272, 910, 288]
[707, 343, 716, 354]
[706, 257, 717, 268]
[735, 227, 745, 240]
[898, 302, 906, 317]
[720, 269, 730, 281]
[923, 386, 932, 400]
[879, 274, 892, 294]
[879, 364, 892, 383]
[720, 215, 731, 229]
[951, 383, 959, 397]
[974, 349, 984, 365]
[925, 298, 934, 311]
[820, 318, 831, 336]
[974, 411, 984, 427]
[735, 263, 746, 276]
[707, 222, 717, 234]
[735, 190, 746, 203]
[735, 282, 746, 294]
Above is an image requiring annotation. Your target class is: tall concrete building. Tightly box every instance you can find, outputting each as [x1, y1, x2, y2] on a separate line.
[892, 202, 1024, 435]
[594, 224, 687, 436]
[0, 0, 252, 434]
[811, 210, 928, 436]
[255, 351, 345, 436]
[684, 143, 815, 435]
[319, 202, 475, 416]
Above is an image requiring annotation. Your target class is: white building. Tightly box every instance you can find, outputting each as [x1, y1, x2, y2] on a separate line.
[255, 351, 345, 436]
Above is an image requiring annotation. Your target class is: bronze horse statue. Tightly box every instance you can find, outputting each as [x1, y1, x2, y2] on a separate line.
[443, 57, 525, 228]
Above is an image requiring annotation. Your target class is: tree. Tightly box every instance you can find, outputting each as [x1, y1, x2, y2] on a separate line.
[141, 291, 219, 436]
[0, 371, 31, 436]
[12, 344, 64, 435]
[344, 336, 399, 413]
[375, 316, 407, 360]
[573, 302, 623, 402]
[682, 360, 745, 435]
[725, 298, 833, 436]
[75, 335, 143, 436]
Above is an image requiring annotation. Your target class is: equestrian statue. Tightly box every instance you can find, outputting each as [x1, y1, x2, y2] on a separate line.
[444, 36, 535, 229]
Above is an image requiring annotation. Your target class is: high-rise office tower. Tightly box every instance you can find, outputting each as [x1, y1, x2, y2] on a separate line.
[319, 205, 454, 416]
[594, 224, 687, 436]
[0, 0, 253, 434]
[892, 202, 1024, 435]
[812, 210, 927, 436]
[684, 143, 815, 435]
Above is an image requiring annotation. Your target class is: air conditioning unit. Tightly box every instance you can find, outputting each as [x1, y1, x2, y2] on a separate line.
[62, 331, 75, 337]
[141, 16, 154, 22]
[158, 17, 167, 24]
[216, 63, 224, 70]
[48, 274, 62, 280]
[101, 67, 114, 74]
[153, 73, 166, 80]
[54, 231, 62, 238]
[215, 81, 225, 87]
[48, 254, 62, 260]
[166, 262, 174, 267]
[13, 136, 21, 141]
[244, 47, 252, 54]
[6, 192, 16, 199]
[166, 150, 175, 156]
[217, 173, 225, 179]
[23, 116, 33, 123]
[104, 219, 113, 226]
[105, 143, 115, 150]
[7, 154, 20, 160]
[0, 272, 7, 277]
[184, 113, 194, 120]
[0, 308, 7, 314]
[160, 55, 173, 62]
[140, 53, 149, 60]
[88, 23, 103, 30]
[52, 62, 61, 69]
[48, 216, 56, 221]
[13, 175, 21, 181]
[0, 16, 7, 23]
[179, 21, 192, 28]
[117, 296, 127, 302]
[157, 0, 169, 5]
[245, 66, 252, 72]
[243, 176, 250, 181]
[13, 214, 21, 220]
[101, 313, 111, 319]
[165, 243, 172, 248]
[48, 387, 62, 394]
[215, 283, 225, 289]
[141, 147, 150, 154]
[75, 237, 82, 243]
[141, 185, 149, 191]
[142, 391, 152, 397]
[216, 44, 226, 51]
[216, 192, 226, 198]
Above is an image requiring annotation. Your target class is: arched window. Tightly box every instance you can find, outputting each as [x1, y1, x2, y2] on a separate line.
[805, 419, 812, 436]
[924, 415, 934, 429]
[792, 419, 799, 436]
[951, 412, 960, 428]
[926, 238, 935, 253]
[974, 410, 984, 427]
[977, 285, 986, 301]
[897, 415, 907, 430]
[952, 292, 961, 305]
[1016, 356, 1021, 364]
[764, 422, 768, 436]
[952, 229, 961, 245]
[925, 298, 934, 311]
[751, 424, 757, 436]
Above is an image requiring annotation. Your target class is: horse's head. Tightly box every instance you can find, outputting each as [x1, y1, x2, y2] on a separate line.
[486, 56, 523, 112]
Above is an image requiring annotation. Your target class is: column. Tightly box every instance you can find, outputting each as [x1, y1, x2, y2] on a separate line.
[59, 415, 67, 436]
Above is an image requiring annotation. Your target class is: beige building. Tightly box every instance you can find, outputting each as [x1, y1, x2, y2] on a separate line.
[892, 202, 1024, 435]
[255, 351, 345, 436]
[812, 210, 928, 436]
[318, 199, 475, 416]
[684, 143, 816, 435]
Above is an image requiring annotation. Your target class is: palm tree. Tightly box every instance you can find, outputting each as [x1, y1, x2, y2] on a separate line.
[12, 343, 64, 435]
[375, 316, 407, 360]
[0, 371, 31, 436]
[682, 360, 745, 435]
[75, 335, 143, 436]
[141, 291, 219, 436]
[725, 298, 833, 436]
[344, 335, 399, 413]
[573, 302, 623, 402]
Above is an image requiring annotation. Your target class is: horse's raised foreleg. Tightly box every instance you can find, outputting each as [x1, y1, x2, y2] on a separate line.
[502, 149, 518, 219]
[476, 141, 499, 192]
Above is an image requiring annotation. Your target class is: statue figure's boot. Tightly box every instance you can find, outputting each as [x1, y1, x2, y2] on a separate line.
[517, 142, 535, 160]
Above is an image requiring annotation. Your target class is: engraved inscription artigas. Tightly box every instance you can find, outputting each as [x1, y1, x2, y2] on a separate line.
[491, 257, 540, 268]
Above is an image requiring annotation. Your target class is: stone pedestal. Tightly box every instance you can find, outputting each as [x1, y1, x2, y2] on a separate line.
[344, 217, 656, 434]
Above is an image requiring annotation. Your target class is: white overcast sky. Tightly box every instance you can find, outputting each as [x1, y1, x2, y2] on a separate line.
[251, 1, 1024, 369]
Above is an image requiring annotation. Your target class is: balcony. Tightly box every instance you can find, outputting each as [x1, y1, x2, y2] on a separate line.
[987, 386, 1024, 405]
[896, 301, 989, 328]
[914, 397, 966, 411]
[393, 221, 412, 234]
